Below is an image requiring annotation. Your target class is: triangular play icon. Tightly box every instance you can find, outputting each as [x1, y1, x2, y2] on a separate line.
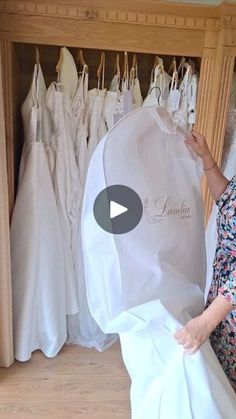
[110, 200, 128, 219]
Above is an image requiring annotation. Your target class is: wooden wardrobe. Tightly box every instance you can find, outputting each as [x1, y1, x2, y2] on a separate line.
[1, 0, 236, 367]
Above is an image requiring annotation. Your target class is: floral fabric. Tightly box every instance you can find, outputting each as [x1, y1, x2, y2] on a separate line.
[207, 175, 236, 392]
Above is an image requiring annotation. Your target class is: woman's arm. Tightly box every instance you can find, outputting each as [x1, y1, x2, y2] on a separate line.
[186, 130, 229, 201]
[174, 295, 233, 354]
[174, 129, 234, 353]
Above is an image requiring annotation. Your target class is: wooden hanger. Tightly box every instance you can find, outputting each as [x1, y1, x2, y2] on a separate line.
[132, 53, 137, 69]
[113, 53, 120, 80]
[130, 53, 137, 82]
[170, 69, 179, 91]
[35, 46, 40, 65]
[97, 51, 105, 78]
[122, 51, 129, 82]
[177, 57, 189, 80]
[153, 55, 160, 69]
[177, 57, 189, 78]
[153, 55, 164, 73]
[77, 49, 88, 72]
[149, 56, 158, 85]
[55, 47, 64, 81]
[97, 51, 105, 90]
[177, 57, 186, 72]
[188, 58, 195, 75]
[187, 63, 193, 76]
[168, 57, 177, 75]
[159, 58, 164, 74]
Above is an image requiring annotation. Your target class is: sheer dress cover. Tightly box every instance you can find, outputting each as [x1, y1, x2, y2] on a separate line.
[81, 106, 236, 419]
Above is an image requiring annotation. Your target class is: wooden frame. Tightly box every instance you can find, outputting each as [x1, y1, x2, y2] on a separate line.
[0, 43, 13, 368]
[1, 0, 236, 366]
[0, 1, 236, 216]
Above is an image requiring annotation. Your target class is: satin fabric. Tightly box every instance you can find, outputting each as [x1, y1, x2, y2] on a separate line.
[143, 63, 171, 108]
[81, 106, 236, 418]
[72, 65, 89, 183]
[46, 82, 80, 315]
[56, 49, 115, 350]
[11, 65, 67, 361]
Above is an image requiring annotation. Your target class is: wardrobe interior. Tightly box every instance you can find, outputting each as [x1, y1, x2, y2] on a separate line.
[9, 42, 202, 213]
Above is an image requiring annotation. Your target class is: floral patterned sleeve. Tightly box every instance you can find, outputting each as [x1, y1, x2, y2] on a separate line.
[215, 175, 236, 210]
[215, 175, 236, 307]
[218, 272, 236, 307]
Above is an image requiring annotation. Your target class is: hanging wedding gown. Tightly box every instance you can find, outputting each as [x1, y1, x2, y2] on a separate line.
[72, 64, 89, 185]
[103, 52, 143, 132]
[57, 46, 78, 101]
[11, 64, 67, 361]
[130, 76, 143, 109]
[129, 56, 143, 109]
[172, 65, 198, 131]
[86, 53, 107, 163]
[103, 54, 121, 131]
[143, 60, 171, 107]
[104, 81, 133, 128]
[86, 89, 107, 162]
[46, 79, 80, 315]
[112, 52, 134, 125]
[104, 58, 133, 131]
[81, 105, 236, 418]
[109, 73, 120, 92]
[54, 49, 116, 350]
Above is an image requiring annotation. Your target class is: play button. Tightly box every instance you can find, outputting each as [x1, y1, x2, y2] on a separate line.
[93, 185, 143, 234]
[110, 201, 128, 219]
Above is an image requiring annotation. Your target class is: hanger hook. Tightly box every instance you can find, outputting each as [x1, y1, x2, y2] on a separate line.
[150, 85, 161, 105]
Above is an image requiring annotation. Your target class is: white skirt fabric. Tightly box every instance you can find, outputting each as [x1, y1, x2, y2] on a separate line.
[46, 83, 80, 315]
[11, 65, 67, 361]
[81, 106, 236, 418]
[11, 141, 67, 361]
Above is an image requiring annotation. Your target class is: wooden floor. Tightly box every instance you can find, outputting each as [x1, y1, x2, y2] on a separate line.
[0, 342, 131, 419]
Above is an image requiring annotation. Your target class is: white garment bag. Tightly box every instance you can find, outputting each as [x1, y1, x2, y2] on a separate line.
[81, 106, 236, 418]
[11, 65, 67, 361]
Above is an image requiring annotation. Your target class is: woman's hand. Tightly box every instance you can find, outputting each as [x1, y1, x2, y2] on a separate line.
[185, 130, 212, 160]
[174, 295, 233, 354]
[174, 315, 213, 355]
[186, 130, 229, 200]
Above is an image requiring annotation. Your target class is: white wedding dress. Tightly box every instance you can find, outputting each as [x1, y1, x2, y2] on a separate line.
[81, 105, 236, 418]
[172, 66, 198, 131]
[54, 47, 115, 350]
[46, 81, 80, 315]
[143, 61, 171, 108]
[11, 64, 67, 361]
[72, 64, 89, 183]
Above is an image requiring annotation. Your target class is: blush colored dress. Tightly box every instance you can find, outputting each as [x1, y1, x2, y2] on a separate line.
[206, 175, 236, 392]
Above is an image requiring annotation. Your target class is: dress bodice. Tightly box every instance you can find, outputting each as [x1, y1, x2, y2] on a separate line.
[21, 64, 51, 144]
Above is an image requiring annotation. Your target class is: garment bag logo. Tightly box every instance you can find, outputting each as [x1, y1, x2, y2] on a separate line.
[144, 196, 192, 224]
